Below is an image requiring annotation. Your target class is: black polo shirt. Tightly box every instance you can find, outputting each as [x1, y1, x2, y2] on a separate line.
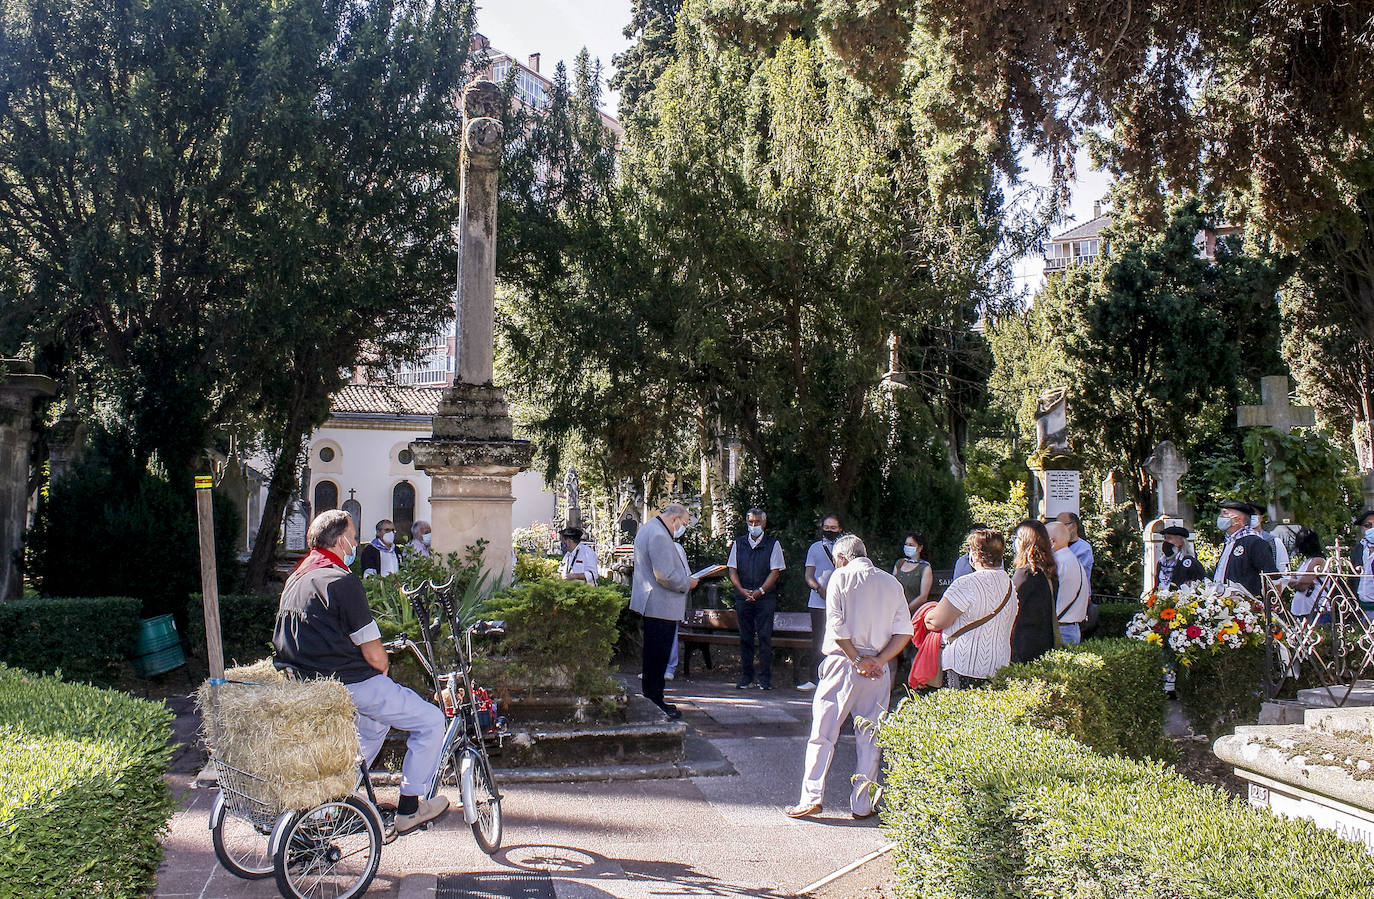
[273, 564, 379, 684]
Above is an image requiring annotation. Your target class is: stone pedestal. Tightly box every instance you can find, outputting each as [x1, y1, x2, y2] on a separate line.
[1028, 453, 1081, 519]
[1214, 705, 1374, 853]
[0, 361, 55, 602]
[411, 384, 532, 585]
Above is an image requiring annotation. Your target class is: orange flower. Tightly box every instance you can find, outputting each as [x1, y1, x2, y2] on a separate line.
[1160, 608, 1177, 621]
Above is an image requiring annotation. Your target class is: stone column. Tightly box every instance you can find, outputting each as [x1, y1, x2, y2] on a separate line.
[412, 80, 532, 585]
[0, 360, 55, 602]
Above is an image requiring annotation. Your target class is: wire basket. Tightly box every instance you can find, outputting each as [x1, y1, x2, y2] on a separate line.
[212, 757, 285, 828]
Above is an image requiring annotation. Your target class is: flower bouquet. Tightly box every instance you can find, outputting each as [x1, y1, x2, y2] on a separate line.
[1127, 580, 1268, 665]
[1127, 580, 1270, 732]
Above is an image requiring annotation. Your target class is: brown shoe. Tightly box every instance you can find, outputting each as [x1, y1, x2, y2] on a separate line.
[785, 801, 822, 818]
[852, 808, 879, 820]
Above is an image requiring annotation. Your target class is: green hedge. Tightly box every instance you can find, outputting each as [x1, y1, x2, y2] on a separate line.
[0, 597, 141, 684]
[484, 578, 628, 695]
[186, 593, 278, 666]
[989, 638, 1171, 760]
[0, 665, 176, 897]
[879, 684, 1373, 899]
[1091, 600, 1140, 640]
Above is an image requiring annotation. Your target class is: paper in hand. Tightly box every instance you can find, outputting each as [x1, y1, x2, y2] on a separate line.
[692, 563, 728, 580]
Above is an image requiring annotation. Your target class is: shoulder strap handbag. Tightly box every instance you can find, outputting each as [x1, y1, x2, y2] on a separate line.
[1057, 572, 1085, 623]
[947, 578, 1014, 641]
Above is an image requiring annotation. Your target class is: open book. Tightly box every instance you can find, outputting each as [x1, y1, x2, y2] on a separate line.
[692, 563, 729, 581]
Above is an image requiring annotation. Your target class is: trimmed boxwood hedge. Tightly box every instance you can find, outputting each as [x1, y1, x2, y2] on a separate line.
[186, 592, 279, 666]
[0, 665, 176, 897]
[1091, 600, 1141, 640]
[0, 597, 141, 684]
[989, 638, 1171, 760]
[879, 684, 1373, 899]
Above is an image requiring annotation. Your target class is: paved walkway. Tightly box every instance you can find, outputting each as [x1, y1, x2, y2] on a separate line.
[155, 679, 891, 898]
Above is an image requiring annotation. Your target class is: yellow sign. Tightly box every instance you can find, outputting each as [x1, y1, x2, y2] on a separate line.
[194, 475, 213, 490]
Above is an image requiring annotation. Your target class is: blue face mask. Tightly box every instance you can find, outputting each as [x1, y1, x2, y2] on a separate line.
[748, 524, 763, 538]
[1365, 526, 1374, 543]
[342, 537, 357, 567]
[1216, 514, 1232, 532]
[673, 523, 687, 540]
[1249, 514, 1261, 529]
[903, 545, 919, 559]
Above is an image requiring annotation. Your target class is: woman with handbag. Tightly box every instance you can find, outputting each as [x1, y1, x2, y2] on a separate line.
[925, 529, 1016, 689]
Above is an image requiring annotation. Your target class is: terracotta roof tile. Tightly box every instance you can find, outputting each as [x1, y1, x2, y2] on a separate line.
[330, 385, 442, 417]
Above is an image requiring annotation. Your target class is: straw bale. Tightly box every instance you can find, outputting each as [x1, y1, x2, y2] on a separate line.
[198, 659, 360, 810]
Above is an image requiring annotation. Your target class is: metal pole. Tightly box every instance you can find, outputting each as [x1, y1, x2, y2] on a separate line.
[196, 475, 226, 695]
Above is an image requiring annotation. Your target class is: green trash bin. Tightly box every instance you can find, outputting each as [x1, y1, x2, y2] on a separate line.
[130, 614, 186, 677]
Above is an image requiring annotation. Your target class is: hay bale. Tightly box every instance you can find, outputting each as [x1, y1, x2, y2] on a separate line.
[197, 659, 360, 811]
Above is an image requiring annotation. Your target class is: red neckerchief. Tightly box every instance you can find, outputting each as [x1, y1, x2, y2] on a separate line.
[293, 548, 348, 576]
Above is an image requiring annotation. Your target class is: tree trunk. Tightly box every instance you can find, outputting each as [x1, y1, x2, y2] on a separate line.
[244, 395, 314, 592]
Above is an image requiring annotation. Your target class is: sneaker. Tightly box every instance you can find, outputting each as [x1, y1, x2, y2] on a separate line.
[796, 681, 817, 692]
[785, 801, 822, 818]
[656, 702, 682, 720]
[665, 673, 675, 681]
[735, 681, 752, 689]
[757, 683, 773, 691]
[394, 796, 449, 835]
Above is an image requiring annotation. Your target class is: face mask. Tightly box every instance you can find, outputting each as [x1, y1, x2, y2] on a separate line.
[342, 537, 357, 567]
[1249, 515, 1261, 529]
[382, 532, 395, 546]
[422, 533, 431, 546]
[822, 530, 840, 542]
[903, 545, 919, 559]
[1217, 514, 1233, 532]
[1161, 543, 1177, 557]
[748, 524, 763, 538]
[673, 523, 687, 540]
[1365, 526, 1374, 543]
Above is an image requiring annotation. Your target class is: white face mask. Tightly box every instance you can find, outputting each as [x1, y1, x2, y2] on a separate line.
[421, 533, 431, 546]
[673, 523, 686, 539]
[748, 524, 763, 538]
[1249, 514, 1261, 529]
[1217, 514, 1233, 532]
[382, 532, 395, 546]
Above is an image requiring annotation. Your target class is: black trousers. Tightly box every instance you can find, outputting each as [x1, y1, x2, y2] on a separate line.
[641, 615, 678, 707]
[809, 606, 827, 683]
[737, 594, 777, 686]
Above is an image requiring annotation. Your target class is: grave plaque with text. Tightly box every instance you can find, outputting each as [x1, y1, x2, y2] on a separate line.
[1044, 469, 1081, 516]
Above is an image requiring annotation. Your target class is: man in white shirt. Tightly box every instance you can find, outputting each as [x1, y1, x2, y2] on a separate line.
[799, 515, 843, 691]
[1055, 512, 1095, 579]
[1048, 522, 1089, 645]
[557, 527, 599, 585]
[786, 535, 912, 821]
[359, 519, 399, 578]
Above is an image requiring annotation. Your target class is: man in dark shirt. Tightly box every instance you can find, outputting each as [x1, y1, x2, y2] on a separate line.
[274, 510, 448, 834]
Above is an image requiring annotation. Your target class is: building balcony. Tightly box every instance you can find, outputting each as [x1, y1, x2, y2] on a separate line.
[393, 365, 450, 386]
[1044, 253, 1097, 273]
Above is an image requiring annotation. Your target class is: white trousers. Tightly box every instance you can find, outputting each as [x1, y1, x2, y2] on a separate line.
[799, 653, 890, 814]
[346, 673, 447, 797]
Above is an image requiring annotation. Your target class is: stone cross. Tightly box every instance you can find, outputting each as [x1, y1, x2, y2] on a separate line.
[454, 80, 505, 387]
[1238, 375, 1316, 434]
[410, 79, 533, 585]
[1143, 441, 1189, 517]
[1238, 375, 1315, 523]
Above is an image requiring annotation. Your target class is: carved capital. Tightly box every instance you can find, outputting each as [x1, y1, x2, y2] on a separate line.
[463, 79, 503, 120]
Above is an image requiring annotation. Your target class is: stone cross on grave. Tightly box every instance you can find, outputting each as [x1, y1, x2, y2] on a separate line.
[1237, 375, 1315, 524]
[1143, 441, 1189, 518]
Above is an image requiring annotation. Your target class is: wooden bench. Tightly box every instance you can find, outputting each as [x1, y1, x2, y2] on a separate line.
[677, 608, 813, 683]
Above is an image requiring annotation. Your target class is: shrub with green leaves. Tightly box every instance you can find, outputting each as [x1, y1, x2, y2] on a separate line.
[483, 578, 628, 695]
[1091, 600, 1141, 640]
[989, 638, 1171, 759]
[0, 665, 176, 897]
[186, 593, 279, 667]
[0, 597, 141, 684]
[879, 684, 1372, 899]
